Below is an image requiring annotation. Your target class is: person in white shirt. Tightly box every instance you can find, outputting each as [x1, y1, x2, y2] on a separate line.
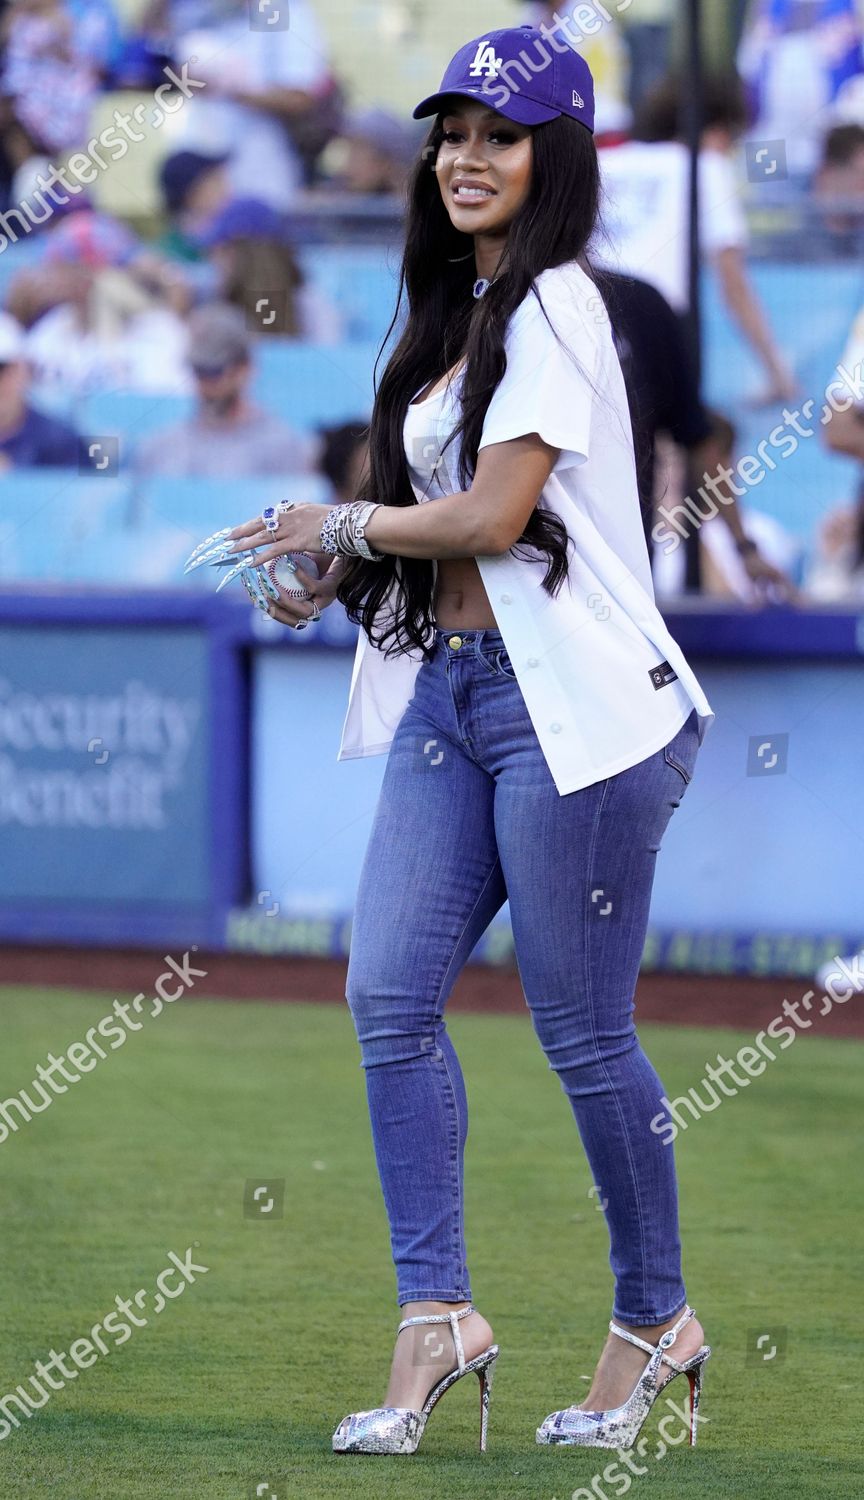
[203, 24, 714, 1459]
[153, 0, 334, 209]
[596, 74, 798, 404]
[811, 301, 864, 598]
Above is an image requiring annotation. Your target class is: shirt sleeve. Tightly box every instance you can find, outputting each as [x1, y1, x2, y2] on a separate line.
[477, 280, 598, 473]
[699, 150, 748, 256]
[262, 1, 331, 91]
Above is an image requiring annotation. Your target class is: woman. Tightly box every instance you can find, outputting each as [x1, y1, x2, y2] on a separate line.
[192, 23, 715, 1458]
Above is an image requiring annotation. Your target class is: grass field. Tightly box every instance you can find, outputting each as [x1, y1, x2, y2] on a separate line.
[0, 984, 861, 1499]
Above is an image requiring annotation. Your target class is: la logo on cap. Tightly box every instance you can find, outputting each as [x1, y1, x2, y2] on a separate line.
[468, 40, 503, 78]
[572, 89, 585, 108]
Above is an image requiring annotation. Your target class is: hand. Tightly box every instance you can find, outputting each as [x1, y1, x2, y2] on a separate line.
[742, 548, 800, 602]
[227, 502, 331, 569]
[749, 367, 800, 408]
[265, 556, 345, 630]
[820, 506, 857, 557]
[183, 501, 334, 590]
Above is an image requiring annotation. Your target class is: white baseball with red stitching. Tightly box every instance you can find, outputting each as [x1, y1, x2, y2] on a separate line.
[266, 552, 321, 602]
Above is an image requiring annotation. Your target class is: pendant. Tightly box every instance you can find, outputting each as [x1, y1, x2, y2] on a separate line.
[473, 278, 491, 299]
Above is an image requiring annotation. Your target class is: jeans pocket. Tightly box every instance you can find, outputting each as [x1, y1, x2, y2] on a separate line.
[663, 710, 700, 786]
[494, 648, 517, 680]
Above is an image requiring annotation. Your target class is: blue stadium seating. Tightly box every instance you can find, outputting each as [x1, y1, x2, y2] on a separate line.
[0, 472, 330, 585]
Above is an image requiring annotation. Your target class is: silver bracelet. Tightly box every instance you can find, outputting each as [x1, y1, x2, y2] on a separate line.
[319, 500, 385, 561]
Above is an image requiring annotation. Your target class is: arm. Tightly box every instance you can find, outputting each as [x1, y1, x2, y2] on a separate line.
[227, 435, 561, 574]
[824, 403, 864, 462]
[360, 435, 560, 560]
[712, 247, 797, 401]
[226, 85, 319, 119]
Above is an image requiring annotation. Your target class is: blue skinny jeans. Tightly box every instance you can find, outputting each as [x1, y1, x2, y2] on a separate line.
[345, 626, 700, 1325]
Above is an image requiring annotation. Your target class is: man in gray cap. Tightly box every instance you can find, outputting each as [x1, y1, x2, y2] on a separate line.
[133, 302, 312, 477]
[333, 108, 425, 196]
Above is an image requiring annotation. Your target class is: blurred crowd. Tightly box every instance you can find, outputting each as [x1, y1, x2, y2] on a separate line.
[0, 0, 862, 601]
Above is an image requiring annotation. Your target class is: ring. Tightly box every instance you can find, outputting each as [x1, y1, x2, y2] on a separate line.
[294, 618, 309, 631]
[277, 500, 297, 516]
[261, 505, 279, 533]
[309, 603, 321, 622]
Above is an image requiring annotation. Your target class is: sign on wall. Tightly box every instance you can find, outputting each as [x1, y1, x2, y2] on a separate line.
[0, 626, 210, 906]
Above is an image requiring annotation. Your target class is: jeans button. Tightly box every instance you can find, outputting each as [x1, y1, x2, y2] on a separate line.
[447, 635, 463, 649]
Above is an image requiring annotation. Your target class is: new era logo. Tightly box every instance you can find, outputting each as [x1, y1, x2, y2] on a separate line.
[572, 90, 585, 109]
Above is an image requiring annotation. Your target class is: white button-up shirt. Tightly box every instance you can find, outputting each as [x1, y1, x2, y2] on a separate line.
[336, 260, 714, 795]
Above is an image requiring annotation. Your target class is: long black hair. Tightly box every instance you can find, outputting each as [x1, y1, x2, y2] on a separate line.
[336, 109, 602, 659]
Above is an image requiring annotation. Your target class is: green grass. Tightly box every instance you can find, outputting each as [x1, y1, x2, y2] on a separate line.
[0, 985, 861, 1499]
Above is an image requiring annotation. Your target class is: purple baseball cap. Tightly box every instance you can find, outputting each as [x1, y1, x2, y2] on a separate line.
[413, 25, 595, 133]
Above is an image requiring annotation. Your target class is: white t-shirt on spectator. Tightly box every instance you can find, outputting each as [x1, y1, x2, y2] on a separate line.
[337, 260, 714, 796]
[594, 140, 749, 313]
[836, 304, 864, 408]
[173, 0, 330, 209]
[24, 303, 192, 396]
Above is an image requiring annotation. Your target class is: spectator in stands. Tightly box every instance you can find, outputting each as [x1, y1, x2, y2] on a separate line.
[132, 301, 312, 477]
[738, 0, 864, 179]
[595, 268, 796, 598]
[595, 73, 798, 405]
[198, 197, 343, 343]
[814, 123, 864, 243]
[0, 309, 79, 467]
[811, 302, 864, 599]
[328, 108, 422, 196]
[689, 413, 803, 602]
[10, 206, 192, 396]
[0, 0, 104, 170]
[157, 149, 230, 263]
[316, 420, 369, 504]
[140, 0, 337, 208]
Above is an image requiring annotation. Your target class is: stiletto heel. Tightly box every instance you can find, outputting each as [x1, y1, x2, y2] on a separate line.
[686, 1362, 703, 1447]
[536, 1304, 711, 1450]
[332, 1303, 500, 1455]
[477, 1352, 497, 1452]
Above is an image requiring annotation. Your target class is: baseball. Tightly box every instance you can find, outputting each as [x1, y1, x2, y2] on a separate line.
[266, 552, 322, 603]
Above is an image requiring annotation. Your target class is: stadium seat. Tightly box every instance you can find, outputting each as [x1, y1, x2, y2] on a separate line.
[0, 471, 330, 585]
[297, 244, 401, 343]
[249, 339, 379, 427]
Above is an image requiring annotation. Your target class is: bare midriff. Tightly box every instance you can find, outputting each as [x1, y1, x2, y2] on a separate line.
[433, 558, 498, 630]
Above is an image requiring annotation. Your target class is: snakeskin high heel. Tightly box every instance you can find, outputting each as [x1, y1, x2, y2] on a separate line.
[332, 1303, 499, 1455]
[536, 1304, 710, 1449]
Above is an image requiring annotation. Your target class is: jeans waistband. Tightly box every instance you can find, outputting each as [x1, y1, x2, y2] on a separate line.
[432, 626, 506, 655]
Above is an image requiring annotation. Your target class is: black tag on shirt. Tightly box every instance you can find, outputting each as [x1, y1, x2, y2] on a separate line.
[649, 661, 678, 690]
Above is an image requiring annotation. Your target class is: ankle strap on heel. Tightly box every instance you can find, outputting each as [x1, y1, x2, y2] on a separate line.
[608, 1305, 695, 1381]
[396, 1303, 475, 1375]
